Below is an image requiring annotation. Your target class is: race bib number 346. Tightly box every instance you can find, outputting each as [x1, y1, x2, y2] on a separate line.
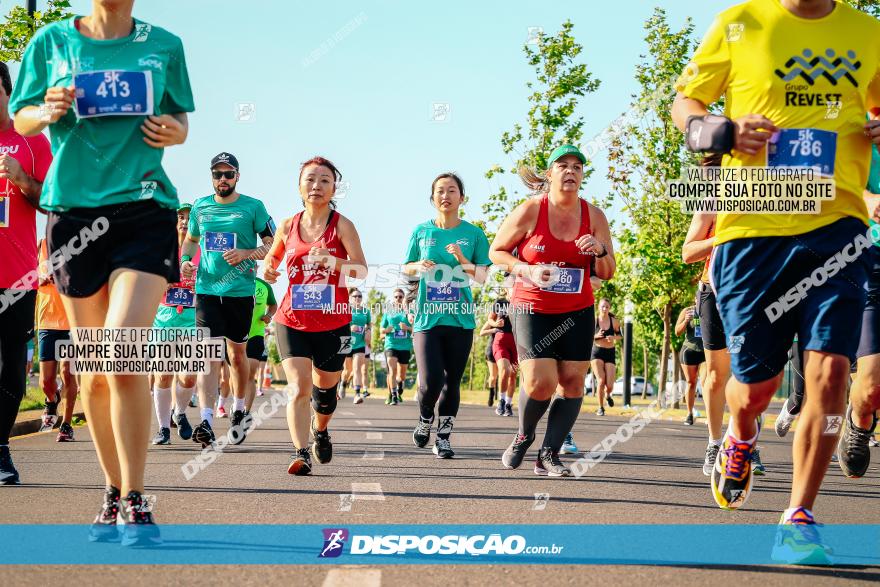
[74, 70, 154, 118]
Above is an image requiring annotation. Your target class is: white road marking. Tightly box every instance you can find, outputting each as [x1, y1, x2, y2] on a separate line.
[362, 449, 384, 460]
[366, 431, 383, 440]
[356, 420, 372, 426]
[351, 482, 385, 501]
[323, 569, 382, 587]
[339, 411, 356, 416]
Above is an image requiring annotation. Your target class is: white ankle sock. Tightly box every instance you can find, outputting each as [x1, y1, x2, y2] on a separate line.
[152, 387, 172, 428]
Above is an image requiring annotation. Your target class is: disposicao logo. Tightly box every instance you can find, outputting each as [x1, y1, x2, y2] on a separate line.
[319, 528, 348, 558]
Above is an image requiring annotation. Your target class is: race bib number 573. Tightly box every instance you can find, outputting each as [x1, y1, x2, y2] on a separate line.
[74, 70, 154, 118]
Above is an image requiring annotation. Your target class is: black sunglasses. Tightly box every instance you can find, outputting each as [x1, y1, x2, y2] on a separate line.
[212, 170, 236, 180]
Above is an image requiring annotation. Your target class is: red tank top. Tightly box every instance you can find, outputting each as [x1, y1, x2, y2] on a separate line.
[275, 211, 351, 332]
[700, 222, 715, 284]
[511, 194, 595, 314]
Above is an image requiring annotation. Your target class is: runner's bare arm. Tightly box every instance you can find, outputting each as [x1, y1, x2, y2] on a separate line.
[14, 86, 75, 136]
[489, 198, 540, 278]
[587, 205, 615, 281]
[141, 113, 188, 148]
[0, 153, 43, 212]
[336, 215, 368, 281]
[262, 217, 291, 284]
[682, 213, 715, 263]
[674, 308, 689, 337]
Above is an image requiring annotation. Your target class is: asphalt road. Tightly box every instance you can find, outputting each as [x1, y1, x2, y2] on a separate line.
[4, 389, 880, 586]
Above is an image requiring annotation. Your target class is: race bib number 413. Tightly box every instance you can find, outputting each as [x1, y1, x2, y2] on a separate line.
[74, 70, 154, 118]
[767, 128, 837, 176]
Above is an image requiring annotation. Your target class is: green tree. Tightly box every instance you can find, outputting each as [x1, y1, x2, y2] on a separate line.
[482, 20, 602, 242]
[608, 8, 699, 399]
[843, 0, 880, 18]
[0, 0, 71, 62]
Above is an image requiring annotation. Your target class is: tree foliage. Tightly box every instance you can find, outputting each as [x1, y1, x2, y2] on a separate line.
[0, 0, 71, 62]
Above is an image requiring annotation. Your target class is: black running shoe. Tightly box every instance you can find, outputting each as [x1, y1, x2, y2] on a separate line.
[311, 418, 333, 464]
[505, 403, 513, 417]
[607, 396, 614, 408]
[413, 419, 431, 448]
[684, 413, 694, 426]
[502, 432, 535, 469]
[174, 412, 193, 440]
[391, 393, 400, 406]
[288, 447, 312, 475]
[488, 388, 495, 407]
[121, 491, 161, 547]
[837, 405, 876, 479]
[192, 420, 215, 448]
[0, 446, 20, 485]
[151, 427, 170, 445]
[56, 422, 74, 442]
[229, 410, 247, 446]
[536, 447, 571, 477]
[188, 394, 197, 408]
[88, 486, 121, 543]
[40, 400, 59, 432]
[433, 437, 455, 459]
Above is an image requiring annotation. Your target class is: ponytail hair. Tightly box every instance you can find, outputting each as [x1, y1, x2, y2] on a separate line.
[519, 165, 549, 194]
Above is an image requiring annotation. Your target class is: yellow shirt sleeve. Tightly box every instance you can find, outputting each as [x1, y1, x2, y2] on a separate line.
[677, 16, 730, 107]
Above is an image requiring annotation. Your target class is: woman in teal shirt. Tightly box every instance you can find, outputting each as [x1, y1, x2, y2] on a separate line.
[403, 173, 490, 458]
[11, 0, 194, 545]
[381, 289, 413, 405]
[347, 288, 371, 404]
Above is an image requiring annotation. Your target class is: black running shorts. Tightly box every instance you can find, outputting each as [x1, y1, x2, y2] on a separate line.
[196, 294, 254, 344]
[511, 305, 594, 362]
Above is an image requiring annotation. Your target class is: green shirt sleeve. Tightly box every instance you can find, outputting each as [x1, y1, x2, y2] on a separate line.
[868, 144, 880, 195]
[159, 37, 195, 114]
[404, 226, 421, 264]
[266, 282, 277, 306]
[188, 202, 201, 237]
[253, 200, 272, 235]
[9, 30, 49, 114]
[472, 225, 491, 266]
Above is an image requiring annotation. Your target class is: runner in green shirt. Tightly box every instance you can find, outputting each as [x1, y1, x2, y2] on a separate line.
[403, 173, 490, 458]
[381, 289, 413, 405]
[10, 2, 194, 544]
[245, 277, 277, 414]
[180, 152, 275, 449]
[347, 288, 372, 405]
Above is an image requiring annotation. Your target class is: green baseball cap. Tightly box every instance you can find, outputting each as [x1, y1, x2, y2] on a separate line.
[177, 202, 192, 212]
[548, 144, 587, 166]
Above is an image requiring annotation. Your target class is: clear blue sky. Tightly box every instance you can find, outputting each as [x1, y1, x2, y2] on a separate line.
[14, 0, 733, 298]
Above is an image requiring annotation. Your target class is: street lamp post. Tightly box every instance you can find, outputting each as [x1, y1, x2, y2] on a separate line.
[27, 0, 37, 17]
[623, 299, 634, 408]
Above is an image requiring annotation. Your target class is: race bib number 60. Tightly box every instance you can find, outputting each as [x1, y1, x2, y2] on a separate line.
[540, 267, 584, 294]
[74, 70, 154, 118]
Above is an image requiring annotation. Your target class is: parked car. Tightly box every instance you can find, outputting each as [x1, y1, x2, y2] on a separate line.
[611, 376, 654, 397]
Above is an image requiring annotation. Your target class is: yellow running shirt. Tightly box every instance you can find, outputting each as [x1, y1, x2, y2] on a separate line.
[679, 0, 880, 244]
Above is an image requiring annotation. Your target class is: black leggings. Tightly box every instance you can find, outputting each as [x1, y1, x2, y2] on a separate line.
[0, 290, 37, 444]
[413, 326, 473, 420]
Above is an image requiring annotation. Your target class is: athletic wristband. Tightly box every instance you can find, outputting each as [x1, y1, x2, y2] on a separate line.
[595, 243, 608, 258]
[685, 114, 735, 154]
[181, 255, 192, 263]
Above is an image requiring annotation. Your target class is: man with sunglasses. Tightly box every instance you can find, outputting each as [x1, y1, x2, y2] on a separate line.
[181, 153, 275, 447]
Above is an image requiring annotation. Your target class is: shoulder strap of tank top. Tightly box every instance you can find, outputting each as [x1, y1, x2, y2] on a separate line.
[536, 194, 550, 234]
[580, 198, 591, 234]
[289, 211, 304, 247]
[327, 210, 336, 227]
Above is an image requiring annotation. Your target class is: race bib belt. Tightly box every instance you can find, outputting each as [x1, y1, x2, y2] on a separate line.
[767, 128, 837, 176]
[291, 284, 334, 311]
[204, 231, 236, 253]
[74, 70, 154, 118]
[426, 281, 461, 302]
[540, 267, 584, 294]
[164, 286, 194, 308]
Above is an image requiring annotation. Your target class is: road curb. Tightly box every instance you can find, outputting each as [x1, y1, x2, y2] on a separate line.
[11, 412, 86, 438]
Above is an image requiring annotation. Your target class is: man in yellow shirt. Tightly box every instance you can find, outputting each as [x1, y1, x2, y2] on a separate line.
[672, 0, 880, 563]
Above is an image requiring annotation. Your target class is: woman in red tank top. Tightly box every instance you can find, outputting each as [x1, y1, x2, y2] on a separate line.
[263, 156, 367, 476]
[489, 145, 615, 477]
